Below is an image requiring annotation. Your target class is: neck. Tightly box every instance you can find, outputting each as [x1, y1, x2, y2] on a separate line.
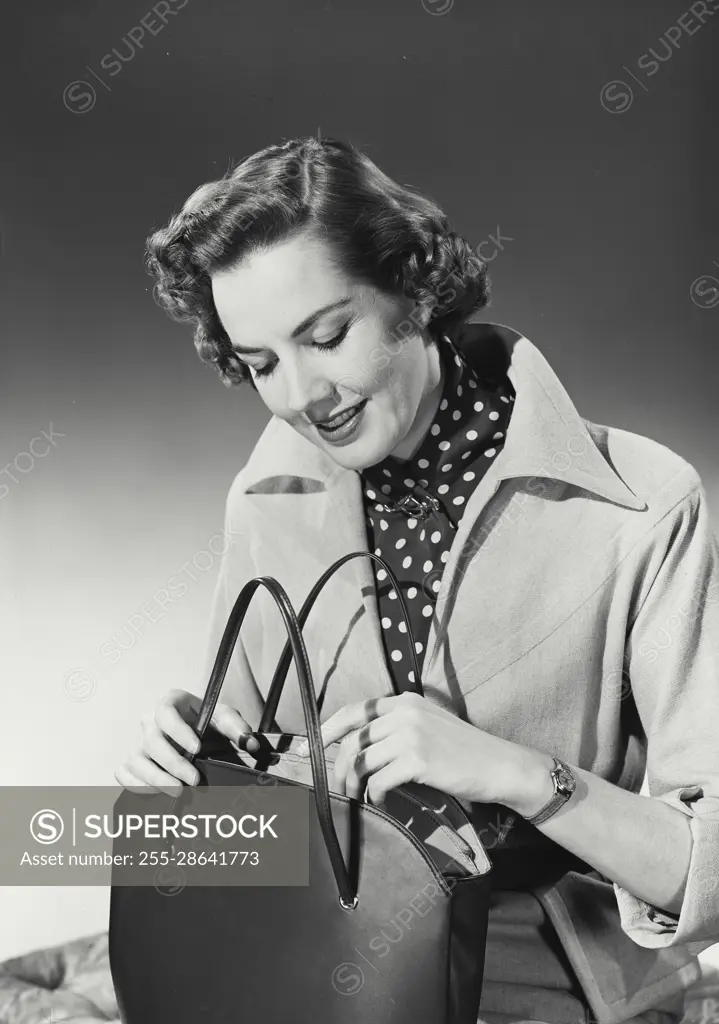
[389, 340, 445, 462]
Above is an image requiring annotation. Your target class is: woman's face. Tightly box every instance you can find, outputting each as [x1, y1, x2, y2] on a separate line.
[211, 230, 444, 471]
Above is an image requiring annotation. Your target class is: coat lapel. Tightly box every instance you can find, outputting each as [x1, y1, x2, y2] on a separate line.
[241, 455, 396, 724]
[320, 464, 398, 703]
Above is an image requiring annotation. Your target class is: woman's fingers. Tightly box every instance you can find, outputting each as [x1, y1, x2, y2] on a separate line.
[126, 752, 190, 798]
[115, 690, 201, 797]
[153, 692, 255, 751]
[115, 689, 261, 800]
[115, 756, 184, 799]
[142, 729, 201, 787]
[211, 702, 257, 747]
[113, 762, 159, 795]
[153, 690, 203, 754]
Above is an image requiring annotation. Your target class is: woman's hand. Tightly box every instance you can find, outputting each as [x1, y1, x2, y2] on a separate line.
[296, 691, 550, 809]
[114, 688, 257, 797]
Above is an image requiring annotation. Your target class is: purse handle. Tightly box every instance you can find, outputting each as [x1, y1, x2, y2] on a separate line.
[259, 551, 424, 734]
[191, 575, 359, 908]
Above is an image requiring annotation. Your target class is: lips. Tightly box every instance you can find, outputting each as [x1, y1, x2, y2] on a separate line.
[315, 399, 367, 430]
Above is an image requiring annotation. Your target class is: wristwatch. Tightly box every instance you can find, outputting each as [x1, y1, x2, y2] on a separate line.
[524, 756, 576, 826]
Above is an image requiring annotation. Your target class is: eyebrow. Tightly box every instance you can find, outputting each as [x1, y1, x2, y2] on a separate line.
[231, 298, 353, 355]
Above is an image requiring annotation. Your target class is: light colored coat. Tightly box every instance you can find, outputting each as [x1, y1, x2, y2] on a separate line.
[203, 323, 719, 1023]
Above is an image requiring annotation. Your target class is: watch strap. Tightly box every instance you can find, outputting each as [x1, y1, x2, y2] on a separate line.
[524, 757, 574, 826]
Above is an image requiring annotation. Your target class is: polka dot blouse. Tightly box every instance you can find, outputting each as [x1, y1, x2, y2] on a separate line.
[360, 333, 516, 692]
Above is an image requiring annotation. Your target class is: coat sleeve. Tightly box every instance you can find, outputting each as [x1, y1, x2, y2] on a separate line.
[614, 480, 719, 952]
[201, 470, 267, 730]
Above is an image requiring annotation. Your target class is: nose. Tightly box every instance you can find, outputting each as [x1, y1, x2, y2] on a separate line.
[282, 353, 335, 418]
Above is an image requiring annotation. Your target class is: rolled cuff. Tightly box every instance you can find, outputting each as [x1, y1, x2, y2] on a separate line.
[613, 788, 719, 952]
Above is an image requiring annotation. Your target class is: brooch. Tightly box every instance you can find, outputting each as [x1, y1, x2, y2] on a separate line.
[380, 493, 441, 520]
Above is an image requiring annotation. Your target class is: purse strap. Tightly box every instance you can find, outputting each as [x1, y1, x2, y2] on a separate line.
[192, 575, 358, 908]
[258, 551, 424, 734]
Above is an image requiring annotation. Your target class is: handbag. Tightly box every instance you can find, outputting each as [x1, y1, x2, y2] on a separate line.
[109, 551, 494, 1023]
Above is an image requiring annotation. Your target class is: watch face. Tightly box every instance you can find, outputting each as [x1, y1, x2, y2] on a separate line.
[555, 767, 576, 795]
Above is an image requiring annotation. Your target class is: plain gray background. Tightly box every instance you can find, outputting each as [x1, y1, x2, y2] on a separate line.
[1, 0, 717, 960]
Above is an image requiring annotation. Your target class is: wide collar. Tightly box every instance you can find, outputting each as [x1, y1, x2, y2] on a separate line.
[240, 321, 647, 514]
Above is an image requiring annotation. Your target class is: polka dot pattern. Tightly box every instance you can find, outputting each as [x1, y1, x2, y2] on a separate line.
[360, 333, 515, 690]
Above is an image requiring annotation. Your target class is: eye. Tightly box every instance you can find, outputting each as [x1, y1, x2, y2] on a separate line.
[250, 322, 351, 381]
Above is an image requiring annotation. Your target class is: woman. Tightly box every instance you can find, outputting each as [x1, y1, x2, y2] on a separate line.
[115, 137, 719, 1023]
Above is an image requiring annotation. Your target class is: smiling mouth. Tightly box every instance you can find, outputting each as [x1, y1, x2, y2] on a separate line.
[314, 399, 367, 429]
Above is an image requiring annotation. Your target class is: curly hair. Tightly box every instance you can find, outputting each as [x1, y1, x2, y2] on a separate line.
[145, 136, 490, 389]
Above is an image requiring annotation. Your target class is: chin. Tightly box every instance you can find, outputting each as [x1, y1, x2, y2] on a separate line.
[324, 446, 374, 472]
[339, 436, 399, 472]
